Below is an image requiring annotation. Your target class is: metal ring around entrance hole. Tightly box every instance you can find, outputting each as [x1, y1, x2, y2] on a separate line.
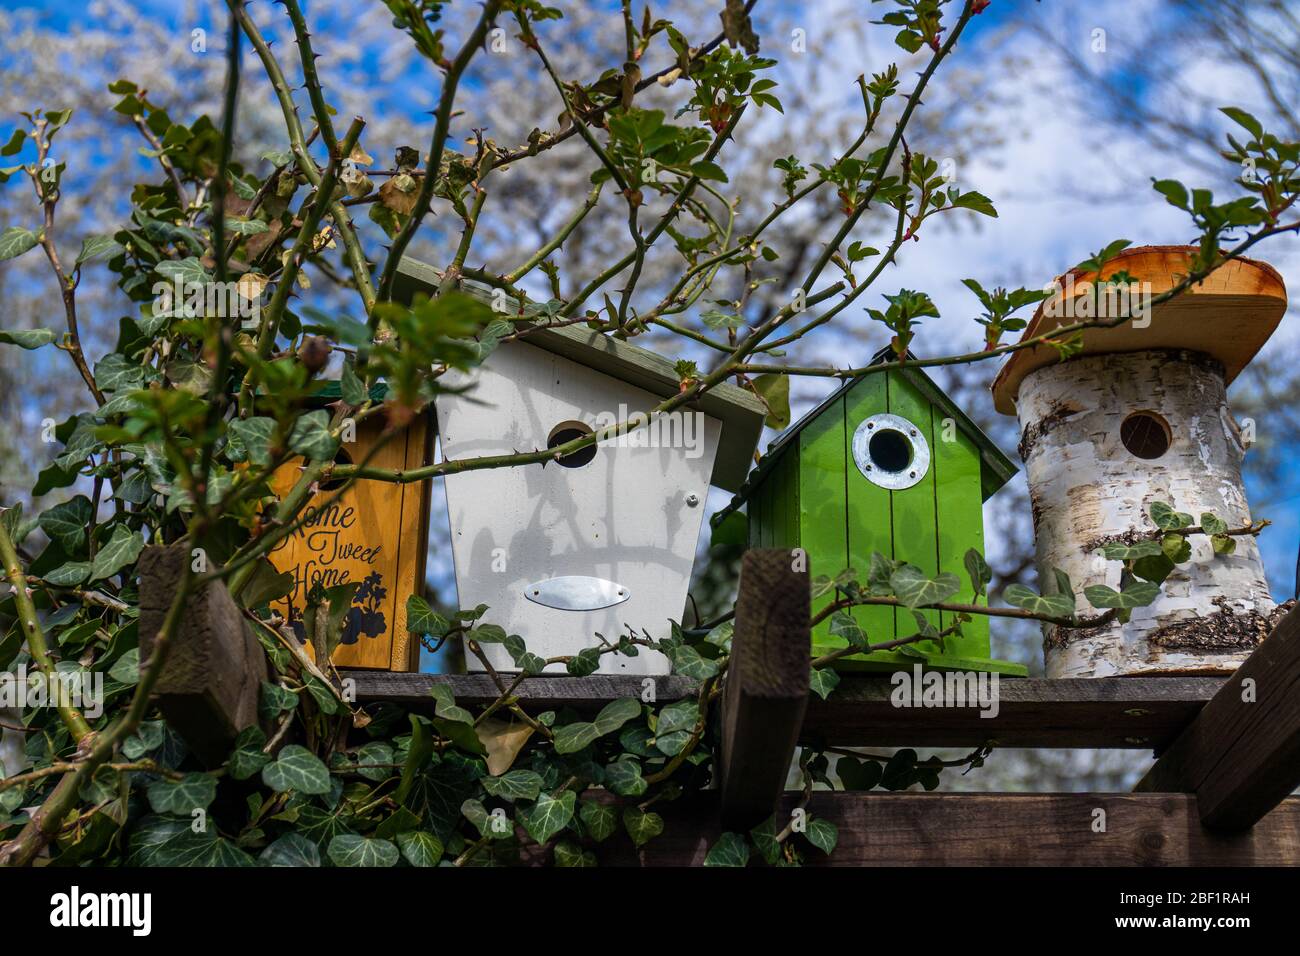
[852, 412, 930, 490]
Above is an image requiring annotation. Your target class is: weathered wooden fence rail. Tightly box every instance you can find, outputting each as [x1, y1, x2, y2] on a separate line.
[140, 546, 1300, 864]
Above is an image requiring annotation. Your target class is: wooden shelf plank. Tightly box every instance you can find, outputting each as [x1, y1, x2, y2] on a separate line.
[342, 670, 697, 711]
[347, 670, 1222, 750]
[603, 793, 1300, 866]
[805, 675, 1224, 749]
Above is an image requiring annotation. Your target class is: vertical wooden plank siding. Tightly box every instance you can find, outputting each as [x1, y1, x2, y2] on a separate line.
[747, 479, 763, 549]
[933, 424, 991, 659]
[843, 377, 896, 653]
[770, 450, 797, 549]
[799, 396, 851, 657]
[268, 413, 430, 670]
[886, 371, 941, 652]
[394, 414, 434, 670]
[785, 444, 801, 554]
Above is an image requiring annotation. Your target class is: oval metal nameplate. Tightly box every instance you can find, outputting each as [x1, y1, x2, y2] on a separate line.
[524, 576, 630, 612]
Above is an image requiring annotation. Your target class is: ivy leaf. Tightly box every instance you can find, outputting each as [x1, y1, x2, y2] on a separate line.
[656, 699, 699, 737]
[592, 697, 640, 735]
[837, 755, 883, 791]
[1051, 568, 1076, 613]
[752, 373, 791, 429]
[1211, 533, 1236, 555]
[155, 256, 208, 285]
[327, 834, 399, 867]
[578, 798, 618, 842]
[750, 815, 781, 864]
[260, 681, 299, 719]
[38, 495, 94, 555]
[963, 548, 991, 598]
[1200, 512, 1228, 535]
[604, 758, 648, 797]
[0, 226, 39, 261]
[76, 235, 123, 265]
[669, 643, 719, 679]
[356, 742, 395, 782]
[108, 648, 140, 685]
[704, 831, 751, 867]
[44, 562, 92, 587]
[1132, 553, 1176, 584]
[0, 327, 57, 349]
[227, 417, 276, 467]
[396, 830, 444, 867]
[406, 595, 449, 638]
[261, 744, 331, 795]
[288, 409, 338, 461]
[804, 817, 839, 855]
[89, 524, 144, 582]
[1150, 501, 1193, 531]
[1161, 533, 1192, 563]
[552, 722, 600, 755]
[1083, 582, 1161, 610]
[462, 798, 513, 841]
[481, 769, 544, 802]
[1002, 583, 1075, 619]
[146, 773, 217, 815]
[622, 806, 665, 848]
[553, 840, 597, 867]
[889, 565, 960, 607]
[429, 684, 474, 725]
[566, 646, 602, 676]
[123, 720, 166, 760]
[93, 353, 144, 393]
[518, 790, 576, 845]
[260, 832, 321, 867]
[228, 727, 271, 780]
[340, 360, 368, 406]
[1100, 540, 1164, 560]
[224, 217, 269, 236]
[704, 619, 734, 651]
[828, 611, 868, 648]
[809, 666, 840, 700]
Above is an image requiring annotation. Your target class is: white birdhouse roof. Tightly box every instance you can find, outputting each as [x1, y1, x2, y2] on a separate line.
[394, 257, 766, 492]
[992, 245, 1287, 415]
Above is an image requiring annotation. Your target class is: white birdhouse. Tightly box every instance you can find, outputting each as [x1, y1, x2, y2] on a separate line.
[992, 245, 1287, 678]
[396, 259, 765, 675]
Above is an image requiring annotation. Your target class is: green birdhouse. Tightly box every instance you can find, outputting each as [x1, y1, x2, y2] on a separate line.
[714, 349, 1026, 675]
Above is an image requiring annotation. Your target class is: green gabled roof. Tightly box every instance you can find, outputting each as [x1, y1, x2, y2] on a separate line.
[712, 348, 1017, 528]
[392, 257, 766, 493]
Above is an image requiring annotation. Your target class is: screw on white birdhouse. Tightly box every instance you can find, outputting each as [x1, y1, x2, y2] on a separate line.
[993, 245, 1289, 677]
[395, 258, 766, 676]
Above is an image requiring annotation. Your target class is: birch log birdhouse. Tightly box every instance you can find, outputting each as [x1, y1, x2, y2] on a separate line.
[992, 245, 1288, 678]
[395, 258, 766, 676]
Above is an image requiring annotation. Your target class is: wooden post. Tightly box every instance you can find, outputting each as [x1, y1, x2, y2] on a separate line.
[138, 544, 267, 766]
[718, 548, 809, 829]
[1135, 605, 1300, 829]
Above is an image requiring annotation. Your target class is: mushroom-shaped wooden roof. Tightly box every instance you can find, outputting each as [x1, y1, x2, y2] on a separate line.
[991, 245, 1287, 415]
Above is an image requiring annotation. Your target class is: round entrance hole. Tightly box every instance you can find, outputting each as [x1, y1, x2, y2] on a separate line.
[868, 428, 913, 473]
[1120, 411, 1171, 460]
[547, 420, 597, 468]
